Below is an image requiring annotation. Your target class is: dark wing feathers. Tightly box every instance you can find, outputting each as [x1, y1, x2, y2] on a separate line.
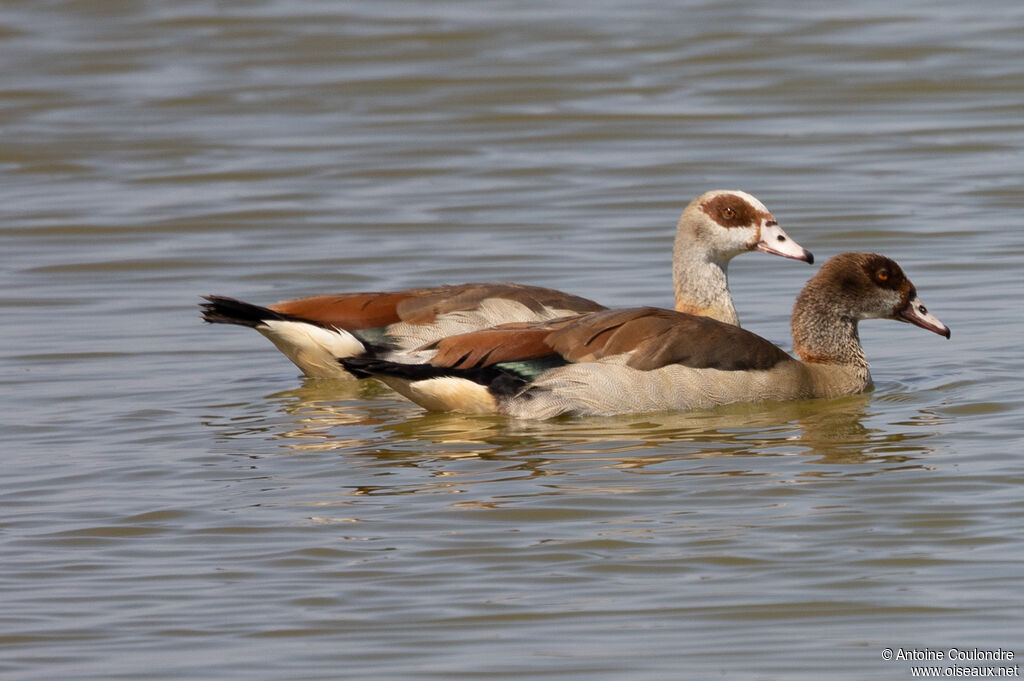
[431, 307, 793, 373]
[425, 320, 570, 369]
[555, 308, 793, 372]
[630, 319, 793, 371]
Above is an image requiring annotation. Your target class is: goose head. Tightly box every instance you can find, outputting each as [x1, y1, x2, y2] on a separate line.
[678, 190, 814, 265]
[812, 252, 950, 337]
[791, 252, 950, 366]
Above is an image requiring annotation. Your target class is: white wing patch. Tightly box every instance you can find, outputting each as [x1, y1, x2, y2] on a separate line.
[387, 298, 582, 353]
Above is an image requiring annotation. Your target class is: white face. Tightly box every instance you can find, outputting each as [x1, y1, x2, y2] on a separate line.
[696, 190, 812, 263]
[696, 191, 768, 255]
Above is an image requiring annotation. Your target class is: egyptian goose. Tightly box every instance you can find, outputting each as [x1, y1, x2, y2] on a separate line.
[201, 190, 811, 378]
[340, 253, 950, 418]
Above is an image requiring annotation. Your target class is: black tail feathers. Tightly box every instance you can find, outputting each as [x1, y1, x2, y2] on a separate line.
[339, 356, 451, 381]
[339, 356, 529, 398]
[200, 296, 290, 328]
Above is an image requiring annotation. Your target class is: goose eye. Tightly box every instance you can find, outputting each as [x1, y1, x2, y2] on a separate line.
[722, 207, 736, 219]
[876, 269, 889, 282]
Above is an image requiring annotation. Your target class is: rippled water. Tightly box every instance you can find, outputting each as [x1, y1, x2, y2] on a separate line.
[3, 1, 1023, 679]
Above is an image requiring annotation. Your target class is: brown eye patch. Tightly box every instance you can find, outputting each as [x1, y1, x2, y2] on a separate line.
[700, 194, 764, 228]
[859, 255, 905, 291]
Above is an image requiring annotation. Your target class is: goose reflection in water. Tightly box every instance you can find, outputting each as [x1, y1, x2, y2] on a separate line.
[246, 380, 942, 474]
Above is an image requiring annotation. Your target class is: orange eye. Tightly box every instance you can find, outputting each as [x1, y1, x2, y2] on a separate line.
[876, 269, 889, 281]
[722, 207, 736, 219]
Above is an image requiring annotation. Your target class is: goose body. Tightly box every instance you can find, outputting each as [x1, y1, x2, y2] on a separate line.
[201, 190, 812, 378]
[342, 253, 950, 419]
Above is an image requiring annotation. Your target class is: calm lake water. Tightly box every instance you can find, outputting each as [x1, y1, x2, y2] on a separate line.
[2, 1, 1023, 679]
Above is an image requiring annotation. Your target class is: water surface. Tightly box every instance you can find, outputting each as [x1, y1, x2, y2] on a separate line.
[2, 1, 1023, 679]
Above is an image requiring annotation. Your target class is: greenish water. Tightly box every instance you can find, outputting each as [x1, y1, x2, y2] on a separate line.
[2, 2, 1023, 679]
